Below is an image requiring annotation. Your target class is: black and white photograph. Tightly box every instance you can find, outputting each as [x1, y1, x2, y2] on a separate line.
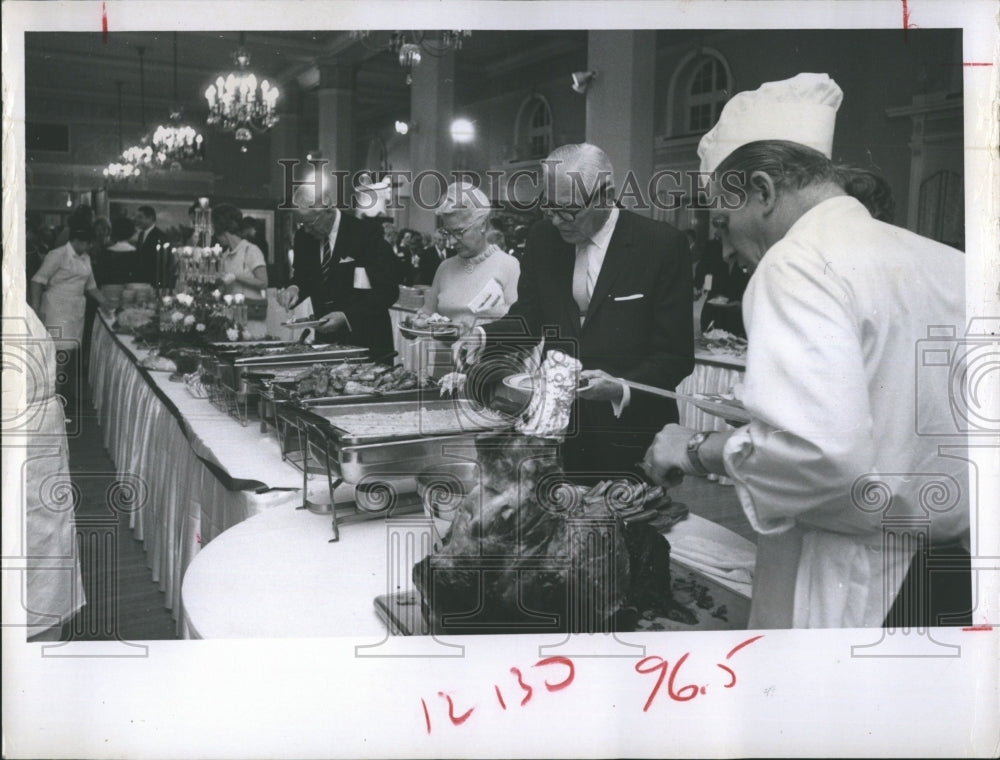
[2, 1, 998, 758]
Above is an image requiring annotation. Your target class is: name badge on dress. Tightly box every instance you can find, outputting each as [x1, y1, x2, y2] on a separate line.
[353, 267, 373, 290]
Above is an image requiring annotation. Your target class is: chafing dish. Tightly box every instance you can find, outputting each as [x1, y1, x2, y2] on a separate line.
[202, 342, 370, 395]
[273, 398, 512, 541]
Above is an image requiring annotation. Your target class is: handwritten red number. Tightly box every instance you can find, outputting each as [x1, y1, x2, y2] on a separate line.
[438, 692, 474, 726]
[420, 698, 432, 734]
[667, 652, 699, 702]
[510, 667, 533, 706]
[635, 656, 669, 712]
[725, 635, 764, 660]
[717, 635, 764, 689]
[533, 656, 575, 691]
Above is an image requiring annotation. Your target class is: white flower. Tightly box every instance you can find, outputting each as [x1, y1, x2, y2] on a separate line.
[233, 293, 245, 304]
[171, 311, 184, 323]
[224, 295, 234, 305]
[212, 244, 223, 255]
[226, 327, 240, 342]
[162, 295, 174, 306]
[183, 314, 196, 327]
[195, 323, 206, 333]
[211, 289, 222, 300]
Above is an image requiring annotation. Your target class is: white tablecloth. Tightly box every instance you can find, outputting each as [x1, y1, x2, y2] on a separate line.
[88, 315, 315, 635]
[181, 503, 754, 639]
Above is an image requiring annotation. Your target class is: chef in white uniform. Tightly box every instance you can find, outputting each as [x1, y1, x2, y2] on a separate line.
[643, 73, 971, 629]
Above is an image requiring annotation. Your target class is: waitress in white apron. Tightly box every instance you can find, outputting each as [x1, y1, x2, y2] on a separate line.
[29, 224, 112, 407]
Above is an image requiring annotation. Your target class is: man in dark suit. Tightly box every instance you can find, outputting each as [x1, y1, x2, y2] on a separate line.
[277, 203, 403, 357]
[415, 229, 450, 286]
[455, 143, 694, 476]
[695, 236, 749, 336]
[133, 205, 170, 288]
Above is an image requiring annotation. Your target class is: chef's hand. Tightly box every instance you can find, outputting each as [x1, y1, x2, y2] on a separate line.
[641, 423, 698, 486]
[452, 328, 485, 368]
[316, 311, 348, 333]
[578, 369, 625, 403]
[277, 285, 299, 310]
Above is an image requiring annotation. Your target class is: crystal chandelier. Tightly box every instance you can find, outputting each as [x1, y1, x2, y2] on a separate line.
[205, 34, 280, 148]
[150, 33, 205, 169]
[350, 30, 472, 84]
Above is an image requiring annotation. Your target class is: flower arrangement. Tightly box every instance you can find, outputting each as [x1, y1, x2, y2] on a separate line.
[157, 284, 247, 343]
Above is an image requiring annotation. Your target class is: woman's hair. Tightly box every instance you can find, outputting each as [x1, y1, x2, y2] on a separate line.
[212, 203, 244, 236]
[715, 140, 896, 222]
[68, 224, 95, 243]
[435, 181, 492, 223]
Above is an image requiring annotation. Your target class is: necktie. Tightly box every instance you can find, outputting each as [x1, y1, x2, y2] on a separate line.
[321, 237, 333, 269]
[572, 243, 593, 324]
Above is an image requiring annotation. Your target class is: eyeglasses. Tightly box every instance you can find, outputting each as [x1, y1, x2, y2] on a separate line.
[440, 220, 481, 242]
[538, 183, 610, 223]
[710, 215, 729, 233]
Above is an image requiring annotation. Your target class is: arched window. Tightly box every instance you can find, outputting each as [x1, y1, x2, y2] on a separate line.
[686, 57, 729, 132]
[514, 94, 553, 160]
[664, 49, 733, 137]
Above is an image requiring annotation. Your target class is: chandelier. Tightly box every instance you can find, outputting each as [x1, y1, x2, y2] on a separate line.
[205, 33, 280, 148]
[351, 30, 472, 84]
[150, 33, 205, 169]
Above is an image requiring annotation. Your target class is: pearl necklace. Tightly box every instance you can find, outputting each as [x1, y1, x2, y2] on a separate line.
[461, 247, 494, 274]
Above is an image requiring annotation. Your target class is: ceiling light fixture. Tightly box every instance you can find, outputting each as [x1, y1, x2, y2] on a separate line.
[205, 32, 280, 145]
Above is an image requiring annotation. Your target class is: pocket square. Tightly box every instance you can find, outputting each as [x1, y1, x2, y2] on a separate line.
[338, 256, 356, 264]
[613, 293, 644, 302]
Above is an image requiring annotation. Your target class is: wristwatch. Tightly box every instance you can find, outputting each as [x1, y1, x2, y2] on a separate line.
[685, 431, 714, 476]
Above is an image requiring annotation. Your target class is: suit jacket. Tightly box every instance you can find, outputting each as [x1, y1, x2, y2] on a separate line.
[416, 246, 449, 286]
[696, 239, 749, 336]
[134, 225, 169, 288]
[479, 209, 694, 475]
[291, 212, 403, 357]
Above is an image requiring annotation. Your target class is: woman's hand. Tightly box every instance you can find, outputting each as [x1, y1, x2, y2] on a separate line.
[221, 272, 237, 286]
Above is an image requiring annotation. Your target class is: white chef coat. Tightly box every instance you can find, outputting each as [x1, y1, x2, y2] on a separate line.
[722, 195, 969, 628]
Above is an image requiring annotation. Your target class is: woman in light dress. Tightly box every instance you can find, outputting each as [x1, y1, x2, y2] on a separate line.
[212, 203, 269, 339]
[409, 182, 520, 376]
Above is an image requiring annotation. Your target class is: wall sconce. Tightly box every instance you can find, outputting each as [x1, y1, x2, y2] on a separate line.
[450, 117, 475, 143]
[571, 70, 598, 95]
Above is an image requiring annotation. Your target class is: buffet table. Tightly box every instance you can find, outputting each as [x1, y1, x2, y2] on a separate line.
[181, 502, 754, 639]
[88, 314, 334, 634]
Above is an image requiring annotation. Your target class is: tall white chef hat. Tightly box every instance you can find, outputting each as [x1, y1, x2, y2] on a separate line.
[697, 72, 844, 174]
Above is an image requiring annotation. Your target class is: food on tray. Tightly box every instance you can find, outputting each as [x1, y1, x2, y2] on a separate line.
[413, 436, 699, 634]
[698, 327, 748, 358]
[225, 342, 322, 359]
[292, 362, 432, 399]
[320, 405, 505, 438]
[403, 313, 455, 331]
[516, 350, 581, 439]
[139, 354, 177, 372]
[112, 306, 156, 334]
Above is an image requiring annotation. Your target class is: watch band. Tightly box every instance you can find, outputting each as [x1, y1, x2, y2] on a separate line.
[685, 431, 713, 476]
